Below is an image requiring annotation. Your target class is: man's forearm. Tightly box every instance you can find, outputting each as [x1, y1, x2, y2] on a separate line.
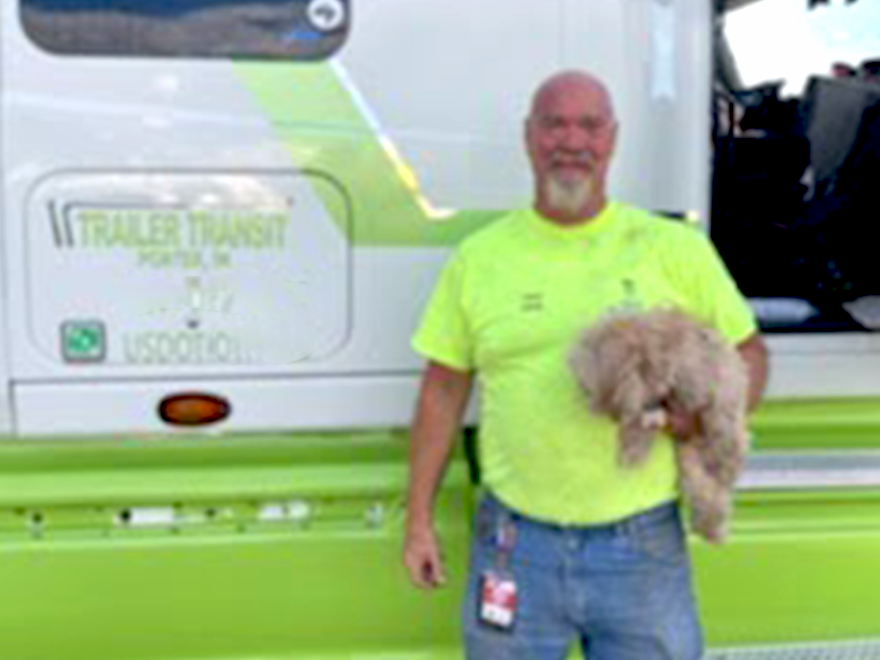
[737, 334, 769, 414]
[406, 364, 474, 529]
[407, 404, 462, 529]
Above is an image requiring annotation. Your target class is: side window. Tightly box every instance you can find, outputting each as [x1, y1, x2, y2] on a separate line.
[713, 0, 880, 333]
[20, 0, 349, 59]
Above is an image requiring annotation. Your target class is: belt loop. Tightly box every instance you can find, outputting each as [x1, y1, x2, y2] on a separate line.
[493, 503, 517, 572]
[495, 509, 516, 551]
[622, 506, 647, 537]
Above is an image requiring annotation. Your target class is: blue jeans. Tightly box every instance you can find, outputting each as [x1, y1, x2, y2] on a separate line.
[463, 493, 703, 660]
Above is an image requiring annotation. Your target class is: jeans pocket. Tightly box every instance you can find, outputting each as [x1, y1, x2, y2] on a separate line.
[628, 506, 687, 564]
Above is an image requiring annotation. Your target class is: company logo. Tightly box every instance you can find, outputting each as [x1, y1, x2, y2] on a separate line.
[306, 0, 346, 32]
[521, 292, 545, 313]
[61, 320, 106, 363]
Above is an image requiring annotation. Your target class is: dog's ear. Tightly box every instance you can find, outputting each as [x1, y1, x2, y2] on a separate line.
[609, 367, 648, 420]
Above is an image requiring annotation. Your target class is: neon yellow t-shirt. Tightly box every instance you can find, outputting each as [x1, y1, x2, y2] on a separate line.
[412, 202, 758, 525]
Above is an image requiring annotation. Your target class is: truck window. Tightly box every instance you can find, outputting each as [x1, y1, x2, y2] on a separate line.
[713, 0, 880, 333]
[21, 0, 349, 59]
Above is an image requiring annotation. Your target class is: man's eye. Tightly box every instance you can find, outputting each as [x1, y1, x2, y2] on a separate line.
[582, 119, 612, 134]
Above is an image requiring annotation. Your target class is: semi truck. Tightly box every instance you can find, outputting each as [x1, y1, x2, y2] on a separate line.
[2, 0, 880, 657]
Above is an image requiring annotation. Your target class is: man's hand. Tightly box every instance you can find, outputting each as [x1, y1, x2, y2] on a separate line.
[404, 361, 472, 591]
[664, 403, 702, 442]
[403, 522, 447, 589]
[662, 334, 767, 442]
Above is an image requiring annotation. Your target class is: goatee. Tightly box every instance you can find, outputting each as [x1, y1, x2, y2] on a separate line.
[544, 172, 594, 217]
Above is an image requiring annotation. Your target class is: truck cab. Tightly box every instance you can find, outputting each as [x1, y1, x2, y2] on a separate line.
[1, 0, 880, 657]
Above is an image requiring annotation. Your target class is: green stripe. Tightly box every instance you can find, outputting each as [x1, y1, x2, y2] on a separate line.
[751, 398, 880, 450]
[698, 488, 880, 646]
[234, 62, 502, 246]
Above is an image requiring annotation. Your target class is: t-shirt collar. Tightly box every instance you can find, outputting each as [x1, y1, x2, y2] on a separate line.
[526, 201, 619, 241]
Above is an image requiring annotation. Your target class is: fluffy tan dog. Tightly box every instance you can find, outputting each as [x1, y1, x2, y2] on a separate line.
[568, 307, 749, 543]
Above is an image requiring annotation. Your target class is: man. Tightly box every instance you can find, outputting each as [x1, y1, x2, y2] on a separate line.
[403, 70, 769, 659]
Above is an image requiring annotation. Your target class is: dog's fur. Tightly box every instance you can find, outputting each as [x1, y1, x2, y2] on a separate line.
[568, 307, 749, 543]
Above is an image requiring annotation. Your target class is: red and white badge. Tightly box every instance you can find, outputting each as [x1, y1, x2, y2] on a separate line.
[479, 571, 518, 630]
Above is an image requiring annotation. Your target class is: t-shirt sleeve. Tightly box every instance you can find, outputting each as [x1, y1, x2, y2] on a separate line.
[411, 251, 475, 371]
[666, 225, 759, 345]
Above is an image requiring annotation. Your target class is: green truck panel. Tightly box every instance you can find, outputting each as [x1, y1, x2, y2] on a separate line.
[2, 399, 880, 657]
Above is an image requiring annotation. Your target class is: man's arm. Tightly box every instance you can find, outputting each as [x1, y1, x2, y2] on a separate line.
[736, 332, 769, 414]
[403, 361, 474, 589]
[666, 332, 769, 440]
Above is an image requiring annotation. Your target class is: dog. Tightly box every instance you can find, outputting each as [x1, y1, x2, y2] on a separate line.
[568, 307, 750, 543]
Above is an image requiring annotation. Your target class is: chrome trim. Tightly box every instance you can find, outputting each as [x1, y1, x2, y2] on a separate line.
[738, 452, 880, 490]
[708, 638, 880, 659]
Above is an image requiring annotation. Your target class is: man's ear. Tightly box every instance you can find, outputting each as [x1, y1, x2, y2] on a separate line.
[609, 121, 620, 156]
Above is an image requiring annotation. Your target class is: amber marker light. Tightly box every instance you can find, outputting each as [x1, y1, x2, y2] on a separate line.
[158, 392, 230, 426]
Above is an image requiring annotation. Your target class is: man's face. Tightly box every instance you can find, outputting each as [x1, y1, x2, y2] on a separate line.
[526, 82, 618, 216]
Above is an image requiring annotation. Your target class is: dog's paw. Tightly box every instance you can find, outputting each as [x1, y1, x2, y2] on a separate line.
[702, 525, 727, 545]
[640, 408, 667, 430]
[691, 509, 729, 545]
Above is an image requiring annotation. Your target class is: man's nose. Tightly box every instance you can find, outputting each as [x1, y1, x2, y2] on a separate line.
[558, 123, 591, 150]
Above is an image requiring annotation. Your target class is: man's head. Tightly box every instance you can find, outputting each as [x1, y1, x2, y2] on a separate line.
[525, 71, 618, 223]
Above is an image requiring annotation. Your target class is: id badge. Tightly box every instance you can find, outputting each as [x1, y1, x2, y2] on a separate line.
[478, 571, 518, 631]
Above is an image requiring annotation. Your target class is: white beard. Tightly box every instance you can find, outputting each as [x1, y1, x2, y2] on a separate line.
[544, 172, 594, 217]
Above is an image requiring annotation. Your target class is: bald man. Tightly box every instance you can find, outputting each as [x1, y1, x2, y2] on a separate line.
[404, 70, 768, 659]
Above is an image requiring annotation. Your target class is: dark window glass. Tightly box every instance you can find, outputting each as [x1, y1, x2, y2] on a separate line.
[21, 0, 349, 59]
[713, 0, 880, 332]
